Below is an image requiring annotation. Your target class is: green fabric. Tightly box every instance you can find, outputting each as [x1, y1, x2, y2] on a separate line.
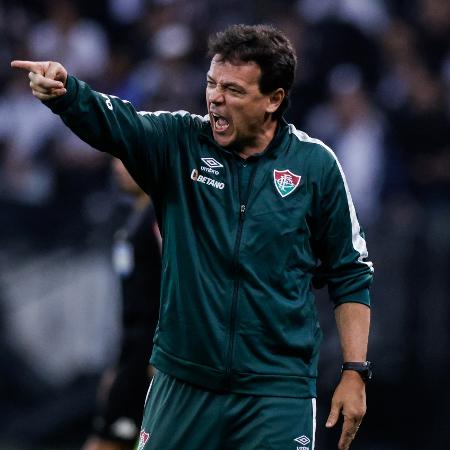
[45, 76, 373, 398]
[140, 370, 316, 450]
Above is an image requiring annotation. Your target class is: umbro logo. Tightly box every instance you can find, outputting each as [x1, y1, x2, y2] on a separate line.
[294, 435, 310, 450]
[201, 157, 223, 169]
[294, 435, 310, 445]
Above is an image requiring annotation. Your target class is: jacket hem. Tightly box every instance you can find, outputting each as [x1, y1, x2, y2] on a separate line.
[151, 345, 317, 398]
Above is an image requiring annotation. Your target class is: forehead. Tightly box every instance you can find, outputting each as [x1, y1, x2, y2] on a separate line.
[208, 55, 261, 88]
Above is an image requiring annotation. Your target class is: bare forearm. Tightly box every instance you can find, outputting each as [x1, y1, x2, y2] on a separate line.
[327, 302, 370, 450]
[335, 302, 370, 362]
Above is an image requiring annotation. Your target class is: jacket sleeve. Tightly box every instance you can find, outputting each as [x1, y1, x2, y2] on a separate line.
[43, 75, 178, 196]
[311, 148, 374, 307]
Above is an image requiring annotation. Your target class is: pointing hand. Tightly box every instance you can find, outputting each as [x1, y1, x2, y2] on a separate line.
[11, 60, 68, 101]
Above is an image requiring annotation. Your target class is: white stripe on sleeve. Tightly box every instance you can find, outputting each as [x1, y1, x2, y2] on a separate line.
[290, 125, 373, 272]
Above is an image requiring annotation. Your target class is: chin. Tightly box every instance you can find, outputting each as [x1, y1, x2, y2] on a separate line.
[213, 132, 235, 148]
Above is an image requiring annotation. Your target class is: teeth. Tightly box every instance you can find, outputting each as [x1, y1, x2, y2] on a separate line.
[211, 112, 229, 132]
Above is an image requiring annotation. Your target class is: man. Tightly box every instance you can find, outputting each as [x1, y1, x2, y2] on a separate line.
[82, 160, 161, 450]
[12, 24, 373, 450]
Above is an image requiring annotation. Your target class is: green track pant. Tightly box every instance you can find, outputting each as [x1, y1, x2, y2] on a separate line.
[138, 370, 316, 450]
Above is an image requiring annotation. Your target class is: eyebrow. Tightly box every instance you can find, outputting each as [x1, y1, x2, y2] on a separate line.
[207, 75, 246, 92]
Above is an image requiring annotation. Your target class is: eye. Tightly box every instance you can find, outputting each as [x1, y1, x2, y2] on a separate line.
[228, 86, 243, 95]
[206, 80, 216, 87]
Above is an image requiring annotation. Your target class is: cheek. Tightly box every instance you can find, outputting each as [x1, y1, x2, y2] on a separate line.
[235, 105, 264, 128]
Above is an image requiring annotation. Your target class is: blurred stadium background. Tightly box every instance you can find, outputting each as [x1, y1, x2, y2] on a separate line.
[0, 0, 449, 449]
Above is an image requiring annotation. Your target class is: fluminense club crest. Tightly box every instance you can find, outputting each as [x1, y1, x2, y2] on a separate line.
[137, 430, 150, 450]
[273, 169, 301, 198]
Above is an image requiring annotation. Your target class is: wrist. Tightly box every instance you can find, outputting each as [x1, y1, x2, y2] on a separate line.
[341, 361, 372, 383]
[340, 369, 365, 383]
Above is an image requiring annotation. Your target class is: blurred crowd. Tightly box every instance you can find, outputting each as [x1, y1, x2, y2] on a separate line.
[0, 0, 449, 449]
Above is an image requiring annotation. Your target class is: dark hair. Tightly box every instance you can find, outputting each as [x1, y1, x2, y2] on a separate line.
[208, 24, 297, 118]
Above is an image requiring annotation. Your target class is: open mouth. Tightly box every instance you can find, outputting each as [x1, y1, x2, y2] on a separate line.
[211, 112, 230, 133]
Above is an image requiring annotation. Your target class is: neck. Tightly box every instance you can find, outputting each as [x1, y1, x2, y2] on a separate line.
[238, 117, 279, 159]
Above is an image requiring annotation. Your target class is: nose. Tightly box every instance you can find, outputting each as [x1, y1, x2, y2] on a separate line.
[208, 85, 224, 105]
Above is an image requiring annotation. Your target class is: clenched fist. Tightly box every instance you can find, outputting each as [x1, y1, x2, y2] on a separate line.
[11, 60, 68, 101]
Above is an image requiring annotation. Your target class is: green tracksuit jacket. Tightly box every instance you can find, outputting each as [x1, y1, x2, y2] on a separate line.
[46, 76, 373, 399]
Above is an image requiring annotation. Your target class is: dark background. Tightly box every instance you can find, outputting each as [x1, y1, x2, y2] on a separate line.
[0, 0, 449, 449]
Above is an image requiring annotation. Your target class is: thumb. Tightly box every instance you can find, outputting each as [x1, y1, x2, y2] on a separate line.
[326, 402, 341, 428]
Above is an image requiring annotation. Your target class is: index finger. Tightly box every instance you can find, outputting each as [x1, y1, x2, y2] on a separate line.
[11, 60, 42, 73]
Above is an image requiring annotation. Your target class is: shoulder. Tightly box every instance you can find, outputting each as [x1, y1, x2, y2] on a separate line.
[137, 110, 209, 130]
[287, 123, 341, 173]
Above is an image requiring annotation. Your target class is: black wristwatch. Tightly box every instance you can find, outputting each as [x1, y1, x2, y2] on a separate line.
[341, 361, 373, 383]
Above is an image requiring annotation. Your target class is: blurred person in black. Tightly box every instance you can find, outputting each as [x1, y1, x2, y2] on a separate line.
[83, 159, 161, 450]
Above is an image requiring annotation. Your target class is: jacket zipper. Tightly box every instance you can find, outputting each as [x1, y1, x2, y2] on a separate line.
[225, 160, 259, 385]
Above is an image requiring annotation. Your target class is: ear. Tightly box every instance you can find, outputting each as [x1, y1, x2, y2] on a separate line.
[266, 88, 285, 114]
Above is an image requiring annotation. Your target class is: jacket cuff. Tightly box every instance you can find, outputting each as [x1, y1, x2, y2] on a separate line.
[332, 288, 371, 308]
[43, 75, 78, 113]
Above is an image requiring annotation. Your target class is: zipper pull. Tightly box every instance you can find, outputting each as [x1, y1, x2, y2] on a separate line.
[240, 204, 246, 215]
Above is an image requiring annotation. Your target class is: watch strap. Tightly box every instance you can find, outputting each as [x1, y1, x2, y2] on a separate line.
[341, 361, 372, 382]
